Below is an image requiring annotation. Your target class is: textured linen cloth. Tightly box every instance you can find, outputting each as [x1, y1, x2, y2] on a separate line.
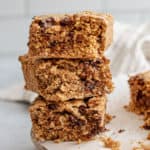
[0, 22, 150, 103]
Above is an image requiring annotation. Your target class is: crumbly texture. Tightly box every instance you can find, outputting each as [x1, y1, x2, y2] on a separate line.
[30, 96, 106, 142]
[19, 55, 113, 101]
[28, 11, 113, 59]
[127, 71, 150, 128]
[100, 136, 120, 150]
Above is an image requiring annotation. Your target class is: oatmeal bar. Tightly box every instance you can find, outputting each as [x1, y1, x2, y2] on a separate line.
[19, 55, 113, 101]
[30, 96, 106, 141]
[128, 71, 150, 128]
[128, 71, 150, 113]
[28, 11, 113, 59]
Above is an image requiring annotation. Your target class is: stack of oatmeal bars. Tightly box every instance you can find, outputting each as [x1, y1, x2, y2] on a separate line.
[19, 11, 114, 142]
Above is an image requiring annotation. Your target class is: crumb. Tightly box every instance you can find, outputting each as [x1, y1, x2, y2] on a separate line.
[124, 105, 129, 110]
[100, 136, 120, 150]
[147, 133, 150, 140]
[54, 139, 61, 143]
[103, 128, 110, 132]
[118, 129, 125, 133]
[105, 113, 116, 124]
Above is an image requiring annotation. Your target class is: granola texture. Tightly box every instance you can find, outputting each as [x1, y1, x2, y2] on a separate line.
[127, 71, 150, 128]
[30, 96, 106, 142]
[28, 11, 113, 59]
[19, 55, 113, 101]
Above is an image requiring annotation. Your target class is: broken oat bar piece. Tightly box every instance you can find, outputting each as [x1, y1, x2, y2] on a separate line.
[28, 11, 113, 59]
[30, 96, 106, 142]
[128, 71, 150, 128]
[19, 55, 113, 101]
[128, 71, 150, 113]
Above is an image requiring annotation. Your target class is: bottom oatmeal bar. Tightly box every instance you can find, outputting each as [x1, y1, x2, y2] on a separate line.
[127, 71, 150, 128]
[30, 96, 106, 142]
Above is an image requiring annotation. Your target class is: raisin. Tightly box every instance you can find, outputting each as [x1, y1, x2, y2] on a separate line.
[60, 17, 74, 26]
[138, 78, 145, 86]
[97, 35, 102, 43]
[38, 20, 45, 27]
[48, 104, 57, 110]
[76, 34, 83, 43]
[79, 105, 87, 114]
[49, 41, 57, 47]
[85, 81, 95, 91]
[143, 125, 150, 130]
[38, 17, 56, 28]
[136, 90, 143, 100]
[45, 17, 56, 26]
[69, 115, 85, 127]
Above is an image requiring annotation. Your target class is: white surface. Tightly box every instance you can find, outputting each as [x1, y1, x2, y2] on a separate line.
[0, 101, 34, 150]
[34, 75, 150, 150]
[0, 57, 33, 149]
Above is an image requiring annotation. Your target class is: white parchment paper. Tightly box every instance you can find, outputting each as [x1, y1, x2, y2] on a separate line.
[32, 75, 150, 150]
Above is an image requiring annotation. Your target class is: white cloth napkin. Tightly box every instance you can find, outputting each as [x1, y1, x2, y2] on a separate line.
[106, 22, 150, 76]
[0, 22, 150, 103]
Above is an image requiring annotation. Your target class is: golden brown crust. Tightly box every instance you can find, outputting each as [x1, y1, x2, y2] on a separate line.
[19, 55, 113, 101]
[29, 96, 106, 142]
[28, 11, 113, 59]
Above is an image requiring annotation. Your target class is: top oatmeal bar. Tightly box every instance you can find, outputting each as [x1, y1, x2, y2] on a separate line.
[28, 11, 113, 59]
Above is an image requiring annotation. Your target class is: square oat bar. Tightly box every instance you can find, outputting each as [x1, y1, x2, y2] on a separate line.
[30, 96, 106, 141]
[28, 11, 113, 59]
[19, 55, 113, 101]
